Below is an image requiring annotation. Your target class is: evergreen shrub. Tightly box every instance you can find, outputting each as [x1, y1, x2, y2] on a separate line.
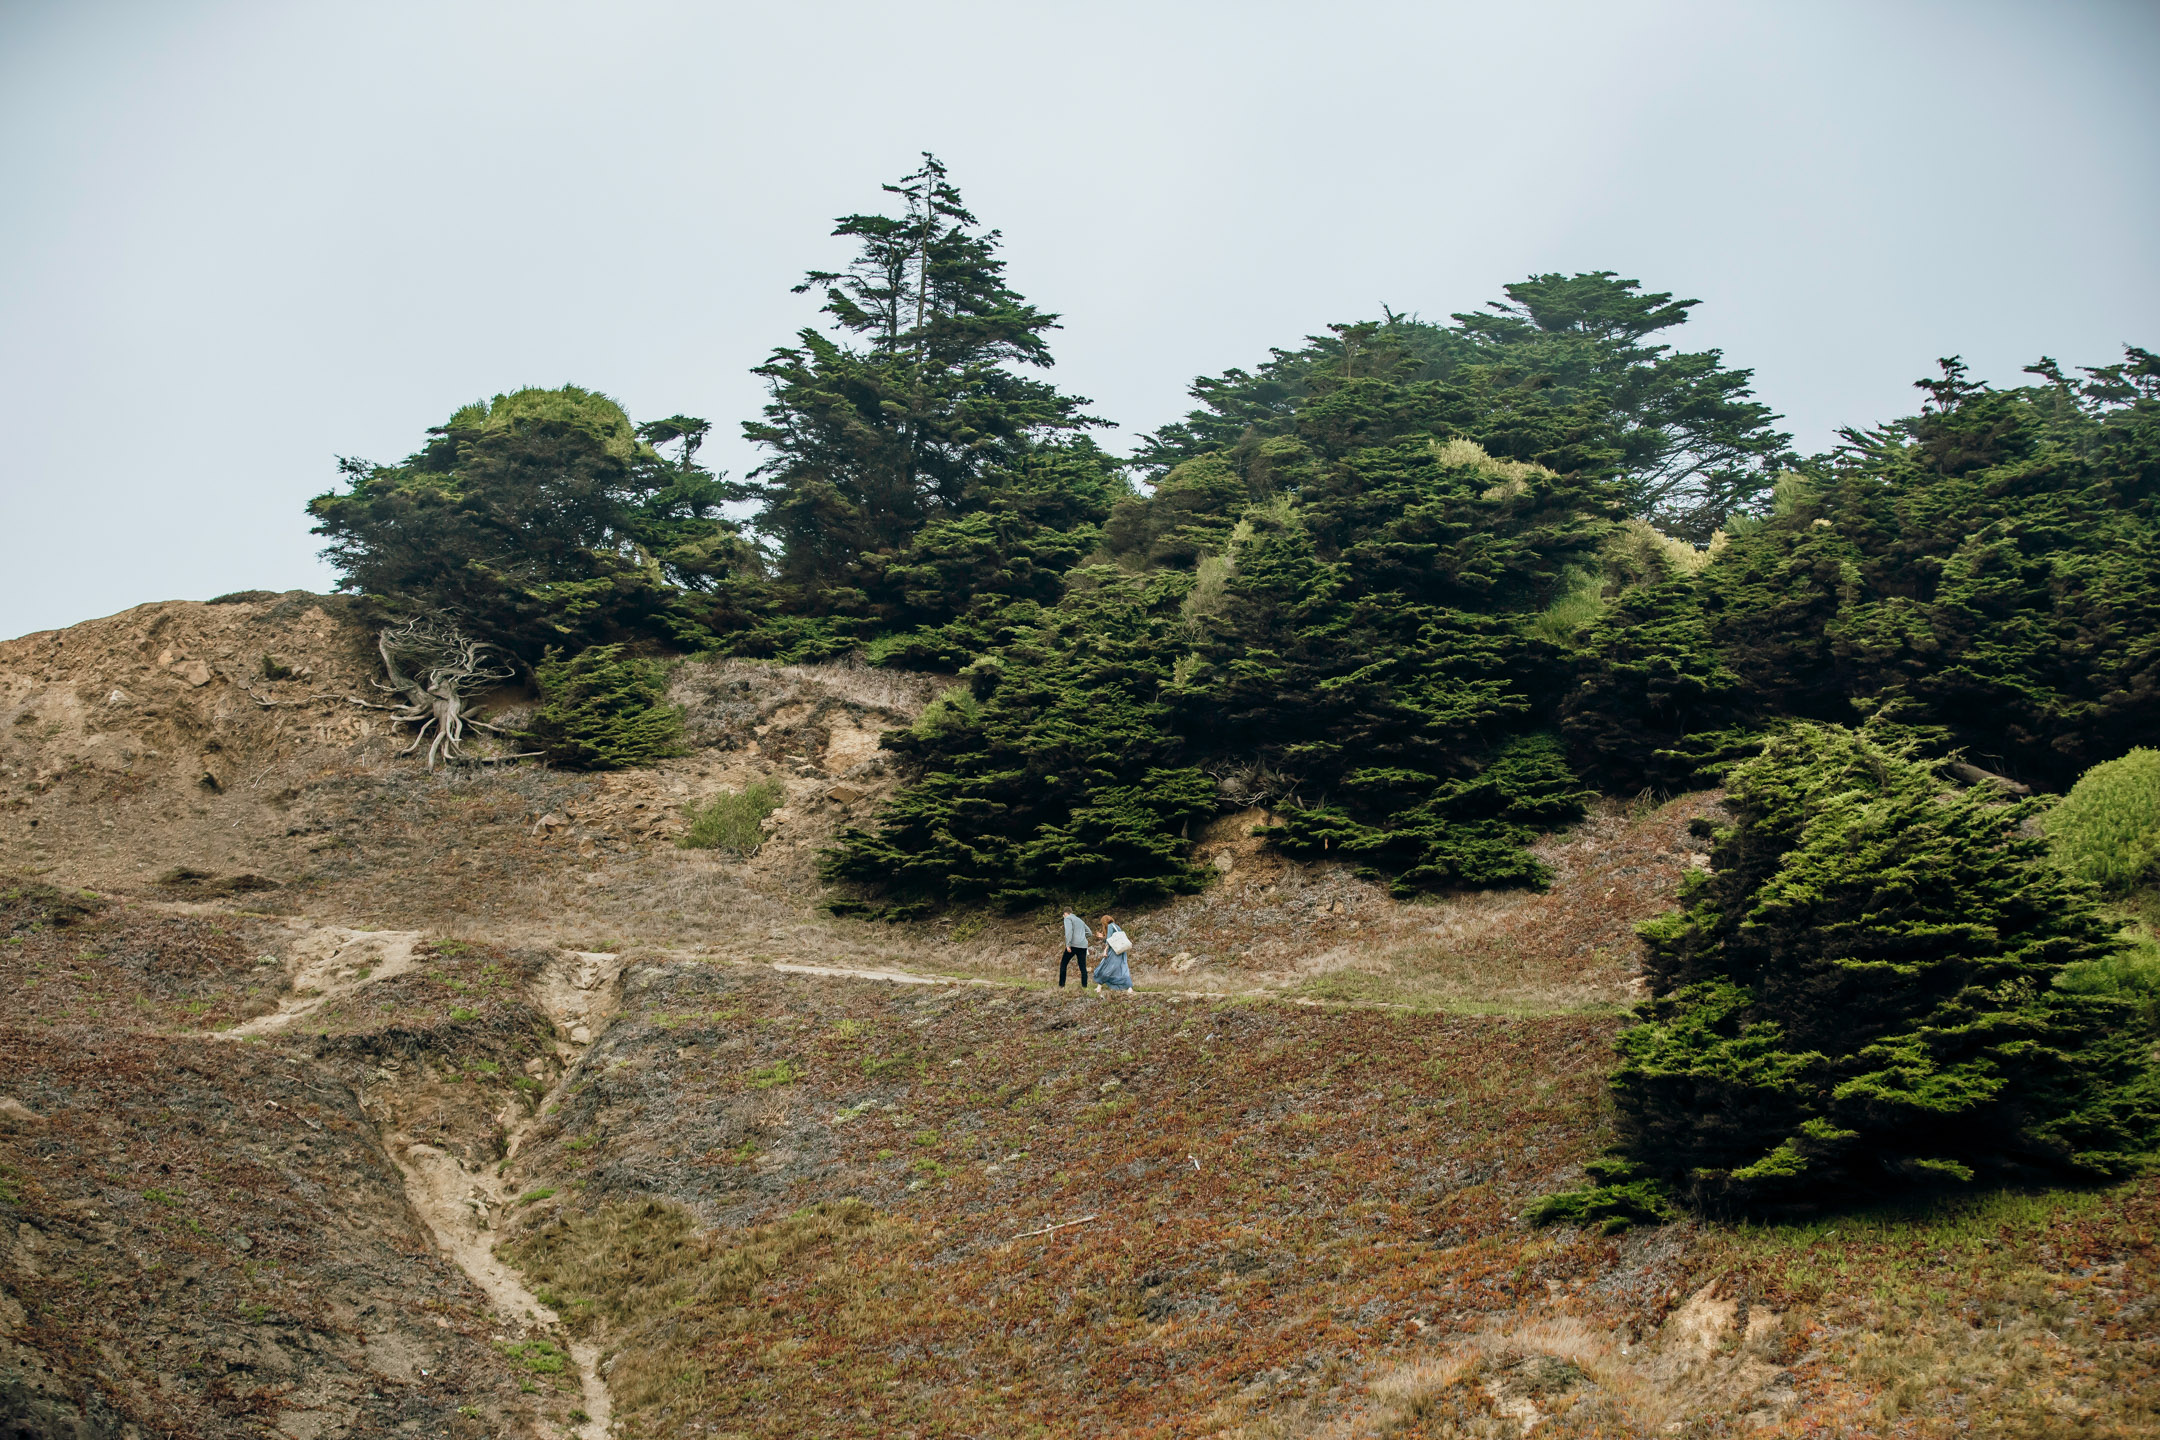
[1266, 732, 1592, 895]
[2048, 748, 2160, 897]
[679, 779, 788, 856]
[822, 571, 1216, 918]
[525, 645, 687, 771]
[1534, 725, 2160, 1230]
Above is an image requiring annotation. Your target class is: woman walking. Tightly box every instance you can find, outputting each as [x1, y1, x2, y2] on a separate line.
[1093, 914, 1134, 994]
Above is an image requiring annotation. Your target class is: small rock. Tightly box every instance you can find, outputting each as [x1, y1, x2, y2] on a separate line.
[1212, 854, 1235, 873]
[569, 1025, 592, 1044]
[827, 784, 863, 805]
[178, 660, 214, 687]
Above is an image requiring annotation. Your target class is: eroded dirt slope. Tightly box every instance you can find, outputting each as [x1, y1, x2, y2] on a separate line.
[0, 883, 587, 1438]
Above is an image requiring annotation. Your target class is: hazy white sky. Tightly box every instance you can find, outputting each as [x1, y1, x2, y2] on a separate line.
[3, 0, 2155, 639]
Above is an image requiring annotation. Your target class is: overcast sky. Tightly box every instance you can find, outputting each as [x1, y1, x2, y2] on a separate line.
[2, 0, 2155, 639]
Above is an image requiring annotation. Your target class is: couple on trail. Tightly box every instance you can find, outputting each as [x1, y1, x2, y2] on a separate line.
[1058, 909, 1133, 993]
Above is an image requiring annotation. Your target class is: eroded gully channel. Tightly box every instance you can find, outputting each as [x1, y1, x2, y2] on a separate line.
[216, 927, 625, 1440]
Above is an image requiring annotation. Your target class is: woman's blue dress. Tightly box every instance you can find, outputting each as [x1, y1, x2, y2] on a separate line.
[1095, 926, 1133, 990]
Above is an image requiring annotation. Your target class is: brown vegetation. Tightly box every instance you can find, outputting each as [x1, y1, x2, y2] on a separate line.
[2, 597, 2155, 1437]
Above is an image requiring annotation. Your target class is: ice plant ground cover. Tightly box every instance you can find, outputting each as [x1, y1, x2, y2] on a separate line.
[496, 963, 2160, 1438]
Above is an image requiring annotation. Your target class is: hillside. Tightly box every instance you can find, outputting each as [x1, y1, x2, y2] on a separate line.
[3, 596, 2155, 1439]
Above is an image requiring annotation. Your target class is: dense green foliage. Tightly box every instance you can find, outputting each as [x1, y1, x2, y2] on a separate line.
[824, 569, 1218, 916]
[309, 163, 2160, 949]
[523, 645, 687, 771]
[1566, 354, 2160, 792]
[736, 155, 1118, 663]
[310, 387, 756, 659]
[2047, 748, 2160, 897]
[1137, 275, 1792, 542]
[1535, 727, 2160, 1228]
[825, 422, 1618, 913]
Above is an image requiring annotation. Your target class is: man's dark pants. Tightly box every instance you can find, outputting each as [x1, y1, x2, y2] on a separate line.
[1060, 946, 1090, 987]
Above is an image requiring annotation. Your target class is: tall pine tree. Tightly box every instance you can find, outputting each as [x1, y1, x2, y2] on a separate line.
[745, 156, 1109, 625]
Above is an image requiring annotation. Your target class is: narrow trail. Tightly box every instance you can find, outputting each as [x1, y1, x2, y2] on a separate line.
[201, 922, 1295, 1440]
[221, 925, 423, 1037]
[213, 923, 625, 1440]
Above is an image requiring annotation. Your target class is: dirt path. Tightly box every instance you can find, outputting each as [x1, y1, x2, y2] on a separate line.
[386, 1135, 613, 1439]
[379, 947, 626, 1440]
[222, 925, 424, 1037]
[213, 923, 622, 1439]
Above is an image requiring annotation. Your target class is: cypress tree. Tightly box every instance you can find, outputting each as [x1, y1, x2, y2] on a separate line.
[309, 387, 754, 659]
[1536, 725, 2160, 1228]
[744, 155, 1109, 654]
[524, 645, 687, 771]
[822, 568, 1214, 917]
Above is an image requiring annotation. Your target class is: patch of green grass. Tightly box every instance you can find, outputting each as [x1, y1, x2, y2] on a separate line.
[498, 1336, 570, 1376]
[2048, 748, 2160, 895]
[517, 1187, 558, 1206]
[449, 1006, 478, 1023]
[747, 1059, 801, 1089]
[678, 778, 787, 856]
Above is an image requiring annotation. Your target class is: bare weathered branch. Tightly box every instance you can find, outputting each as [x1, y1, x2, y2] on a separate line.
[370, 617, 523, 769]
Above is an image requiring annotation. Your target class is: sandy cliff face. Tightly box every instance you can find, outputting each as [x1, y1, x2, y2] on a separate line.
[0, 597, 932, 954]
[1, 592, 387, 884]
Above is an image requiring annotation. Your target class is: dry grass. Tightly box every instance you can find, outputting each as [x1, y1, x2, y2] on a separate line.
[669, 656, 936, 752]
[0, 878, 288, 1033]
[506, 1198, 884, 1425]
[496, 963, 1643, 1438]
[0, 1026, 548, 1437]
[1287, 794, 1720, 1014]
[1693, 1188, 2160, 1437]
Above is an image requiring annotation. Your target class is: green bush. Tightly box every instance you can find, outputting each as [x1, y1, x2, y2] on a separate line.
[679, 779, 787, 856]
[524, 645, 687, 771]
[2056, 925, 2160, 1036]
[1537, 725, 2160, 1225]
[1266, 731, 1593, 896]
[2048, 748, 2160, 897]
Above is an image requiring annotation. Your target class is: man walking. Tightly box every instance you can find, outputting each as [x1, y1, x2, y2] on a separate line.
[1059, 907, 1091, 988]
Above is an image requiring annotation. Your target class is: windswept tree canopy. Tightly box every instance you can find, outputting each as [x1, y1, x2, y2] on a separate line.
[309, 385, 756, 658]
[1564, 348, 2160, 792]
[746, 154, 1110, 603]
[1138, 273, 1793, 541]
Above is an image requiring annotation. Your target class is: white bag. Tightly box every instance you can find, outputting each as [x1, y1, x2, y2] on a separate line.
[1107, 929, 1131, 955]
